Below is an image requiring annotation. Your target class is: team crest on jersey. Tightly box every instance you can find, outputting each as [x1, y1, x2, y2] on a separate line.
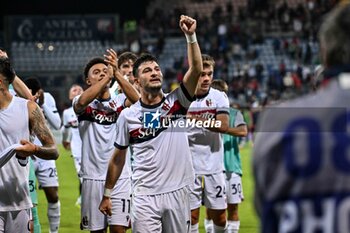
[162, 101, 171, 111]
[206, 99, 213, 107]
[109, 100, 116, 109]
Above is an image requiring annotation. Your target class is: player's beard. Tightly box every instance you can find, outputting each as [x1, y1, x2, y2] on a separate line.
[144, 83, 162, 95]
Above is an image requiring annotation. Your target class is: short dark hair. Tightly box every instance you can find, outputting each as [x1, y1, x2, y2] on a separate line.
[83, 57, 108, 80]
[24, 77, 42, 95]
[118, 52, 138, 68]
[0, 57, 16, 84]
[133, 53, 158, 78]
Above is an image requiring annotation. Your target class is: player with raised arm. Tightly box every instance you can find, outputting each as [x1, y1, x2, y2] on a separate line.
[62, 84, 84, 207]
[253, 3, 350, 232]
[24, 77, 62, 233]
[99, 15, 202, 233]
[0, 57, 58, 233]
[73, 48, 139, 233]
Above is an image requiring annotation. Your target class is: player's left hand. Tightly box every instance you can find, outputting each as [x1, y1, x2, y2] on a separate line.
[0, 49, 8, 58]
[99, 196, 112, 216]
[104, 48, 121, 78]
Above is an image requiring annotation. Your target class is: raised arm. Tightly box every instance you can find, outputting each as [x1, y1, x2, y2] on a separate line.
[180, 15, 203, 97]
[73, 75, 111, 114]
[16, 101, 58, 160]
[12, 76, 34, 100]
[0, 49, 34, 100]
[104, 49, 140, 107]
[99, 148, 127, 216]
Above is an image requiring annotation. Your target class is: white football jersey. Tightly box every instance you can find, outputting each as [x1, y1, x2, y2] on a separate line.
[115, 84, 195, 196]
[73, 93, 130, 180]
[0, 96, 32, 211]
[187, 88, 230, 174]
[62, 106, 82, 159]
[41, 92, 61, 130]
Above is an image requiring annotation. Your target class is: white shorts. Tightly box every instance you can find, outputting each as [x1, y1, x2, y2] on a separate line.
[131, 186, 191, 233]
[34, 158, 59, 188]
[0, 209, 31, 233]
[225, 172, 244, 204]
[190, 173, 227, 210]
[81, 178, 131, 231]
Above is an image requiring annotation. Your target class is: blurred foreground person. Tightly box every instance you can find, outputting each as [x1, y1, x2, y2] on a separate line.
[253, 3, 350, 233]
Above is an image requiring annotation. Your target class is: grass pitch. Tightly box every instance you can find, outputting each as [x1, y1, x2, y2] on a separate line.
[37, 144, 259, 232]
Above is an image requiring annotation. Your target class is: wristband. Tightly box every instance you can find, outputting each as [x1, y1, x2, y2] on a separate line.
[185, 33, 197, 44]
[103, 188, 112, 198]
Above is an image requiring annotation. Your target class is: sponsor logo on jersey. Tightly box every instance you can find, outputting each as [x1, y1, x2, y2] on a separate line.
[78, 106, 119, 125]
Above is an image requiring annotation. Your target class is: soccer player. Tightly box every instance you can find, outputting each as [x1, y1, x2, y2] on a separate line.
[73, 48, 139, 233]
[0, 56, 58, 233]
[99, 15, 202, 233]
[24, 77, 62, 233]
[187, 54, 229, 233]
[208, 80, 248, 233]
[0, 48, 42, 233]
[62, 84, 84, 206]
[253, 3, 350, 232]
[110, 51, 138, 94]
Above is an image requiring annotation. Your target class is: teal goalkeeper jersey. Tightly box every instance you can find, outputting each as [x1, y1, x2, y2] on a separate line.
[223, 108, 246, 175]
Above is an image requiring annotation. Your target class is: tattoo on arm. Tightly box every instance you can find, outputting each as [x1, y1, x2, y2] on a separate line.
[30, 104, 58, 159]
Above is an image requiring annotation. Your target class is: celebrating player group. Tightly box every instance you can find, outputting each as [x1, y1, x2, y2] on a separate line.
[0, 13, 248, 233]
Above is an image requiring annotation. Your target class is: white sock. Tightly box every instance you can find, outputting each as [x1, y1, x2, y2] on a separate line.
[213, 222, 227, 233]
[227, 220, 240, 233]
[48, 201, 60, 233]
[204, 219, 214, 233]
[191, 223, 199, 233]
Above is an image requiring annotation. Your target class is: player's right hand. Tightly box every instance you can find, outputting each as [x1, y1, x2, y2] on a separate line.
[62, 141, 71, 150]
[179, 15, 197, 35]
[15, 140, 38, 158]
[99, 196, 112, 216]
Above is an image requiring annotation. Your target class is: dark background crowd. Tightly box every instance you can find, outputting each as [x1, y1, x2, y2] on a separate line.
[0, 0, 340, 133]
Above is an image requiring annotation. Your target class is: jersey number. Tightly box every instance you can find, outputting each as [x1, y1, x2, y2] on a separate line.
[231, 183, 242, 195]
[216, 185, 225, 198]
[121, 199, 130, 213]
[282, 112, 350, 178]
[29, 180, 35, 192]
[48, 168, 57, 177]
